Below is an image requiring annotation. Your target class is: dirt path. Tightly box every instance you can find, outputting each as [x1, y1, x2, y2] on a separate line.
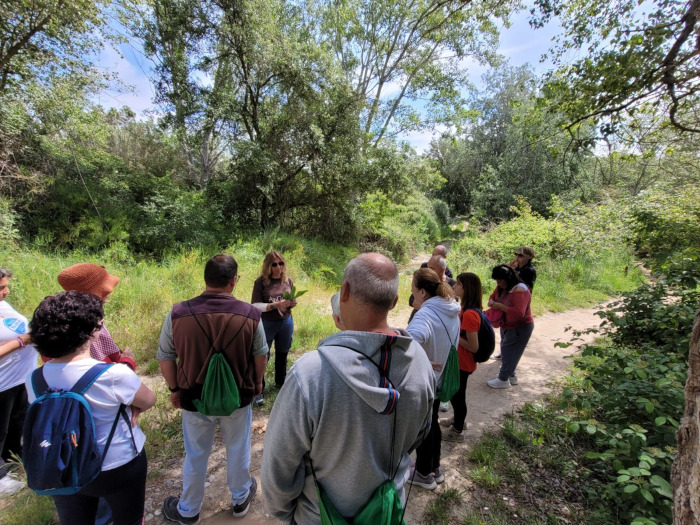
[145, 257, 608, 525]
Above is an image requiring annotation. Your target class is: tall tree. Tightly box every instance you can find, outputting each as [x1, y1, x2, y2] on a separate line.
[314, 0, 515, 145]
[533, 0, 700, 133]
[0, 0, 114, 93]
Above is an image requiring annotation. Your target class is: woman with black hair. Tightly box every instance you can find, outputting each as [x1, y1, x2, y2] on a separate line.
[28, 291, 156, 525]
[486, 265, 534, 389]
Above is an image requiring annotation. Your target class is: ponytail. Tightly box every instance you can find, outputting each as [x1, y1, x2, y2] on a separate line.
[413, 268, 455, 300]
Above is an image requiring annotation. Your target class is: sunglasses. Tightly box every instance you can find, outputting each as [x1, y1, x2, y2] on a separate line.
[271, 262, 285, 268]
[514, 253, 525, 257]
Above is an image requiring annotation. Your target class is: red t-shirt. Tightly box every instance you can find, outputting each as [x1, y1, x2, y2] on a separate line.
[458, 309, 480, 372]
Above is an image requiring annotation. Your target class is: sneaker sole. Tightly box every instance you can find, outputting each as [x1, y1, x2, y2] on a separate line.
[407, 479, 437, 490]
[162, 506, 200, 525]
[233, 478, 257, 517]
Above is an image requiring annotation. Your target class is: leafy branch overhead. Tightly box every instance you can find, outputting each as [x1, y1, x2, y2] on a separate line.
[533, 0, 700, 133]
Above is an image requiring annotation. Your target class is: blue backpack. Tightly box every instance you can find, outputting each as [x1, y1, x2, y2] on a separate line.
[465, 308, 496, 363]
[23, 363, 135, 495]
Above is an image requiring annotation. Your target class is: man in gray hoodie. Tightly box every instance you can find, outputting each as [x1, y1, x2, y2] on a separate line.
[262, 253, 436, 524]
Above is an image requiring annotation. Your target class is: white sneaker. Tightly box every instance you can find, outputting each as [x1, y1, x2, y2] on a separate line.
[0, 474, 25, 495]
[490, 353, 501, 360]
[439, 402, 450, 412]
[487, 378, 511, 389]
[509, 375, 518, 386]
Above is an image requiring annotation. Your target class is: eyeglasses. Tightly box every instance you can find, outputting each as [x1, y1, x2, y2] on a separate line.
[271, 262, 285, 268]
[514, 253, 525, 257]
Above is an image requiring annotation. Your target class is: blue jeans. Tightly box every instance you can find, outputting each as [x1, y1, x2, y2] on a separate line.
[262, 316, 294, 387]
[498, 323, 535, 381]
[177, 406, 253, 518]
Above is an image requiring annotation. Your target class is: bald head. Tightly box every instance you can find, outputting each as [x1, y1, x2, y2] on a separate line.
[432, 245, 448, 258]
[343, 253, 399, 312]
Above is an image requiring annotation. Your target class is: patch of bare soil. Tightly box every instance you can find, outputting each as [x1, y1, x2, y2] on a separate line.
[145, 256, 609, 525]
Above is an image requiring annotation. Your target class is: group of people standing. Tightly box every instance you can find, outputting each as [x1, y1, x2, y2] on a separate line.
[0, 244, 536, 525]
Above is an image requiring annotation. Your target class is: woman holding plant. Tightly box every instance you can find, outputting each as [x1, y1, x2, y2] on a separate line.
[251, 251, 303, 403]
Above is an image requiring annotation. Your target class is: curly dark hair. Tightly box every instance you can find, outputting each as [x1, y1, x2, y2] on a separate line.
[31, 291, 104, 359]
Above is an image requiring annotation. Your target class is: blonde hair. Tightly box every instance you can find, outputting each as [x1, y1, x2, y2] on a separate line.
[261, 251, 288, 286]
[413, 268, 455, 300]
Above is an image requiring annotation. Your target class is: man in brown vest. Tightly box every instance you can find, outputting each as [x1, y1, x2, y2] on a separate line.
[158, 254, 268, 524]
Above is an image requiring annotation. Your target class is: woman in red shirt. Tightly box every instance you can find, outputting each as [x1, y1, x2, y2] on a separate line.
[443, 273, 483, 442]
[486, 265, 534, 389]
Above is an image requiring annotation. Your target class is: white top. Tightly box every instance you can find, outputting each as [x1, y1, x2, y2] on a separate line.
[0, 300, 37, 392]
[406, 296, 461, 385]
[26, 358, 146, 471]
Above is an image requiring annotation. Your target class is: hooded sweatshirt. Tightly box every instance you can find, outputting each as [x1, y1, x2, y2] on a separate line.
[406, 296, 461, 386]
[261, 329, 435, 524]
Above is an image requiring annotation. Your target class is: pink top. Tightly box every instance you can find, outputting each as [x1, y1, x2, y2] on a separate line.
[41, 325, 136, 371]
[490, 284, 533, 330]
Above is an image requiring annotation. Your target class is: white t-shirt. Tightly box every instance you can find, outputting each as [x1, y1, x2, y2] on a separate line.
[0, 300, 37, 391]
[26, 358, 147, 471]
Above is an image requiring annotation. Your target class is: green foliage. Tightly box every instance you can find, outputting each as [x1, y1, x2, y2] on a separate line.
[357, 191, 442, 261]
[629, 184, 700, 264]
[0, 491, 57, 525]
[0, 197, 19, 244]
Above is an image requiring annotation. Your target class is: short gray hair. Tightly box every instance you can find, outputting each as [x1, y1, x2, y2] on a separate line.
[428, 255, 446, 269]
[0, 268, 12, 280]
[343, 254, 399, 312]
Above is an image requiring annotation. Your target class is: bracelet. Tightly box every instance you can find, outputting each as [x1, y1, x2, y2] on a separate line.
[168, 385, 180, 393]
[16, 337, 25, 348]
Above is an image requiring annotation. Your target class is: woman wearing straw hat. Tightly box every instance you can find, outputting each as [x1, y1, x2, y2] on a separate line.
[56, 263, 136, 371]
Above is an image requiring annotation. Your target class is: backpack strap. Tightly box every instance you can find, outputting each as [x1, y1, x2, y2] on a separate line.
[70, 363, 113, 395]
[102, 404, 137, 462]
[436, 316, 456, 348]
[30, 367, 50, 397]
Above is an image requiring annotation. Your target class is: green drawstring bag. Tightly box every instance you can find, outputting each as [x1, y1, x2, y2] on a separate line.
[436, 343, 459, 402]
[436, 316, 459, 402]
[315, 478, 405, 525]
[193, 353, 240, 416]
[187, 300, 245, 417]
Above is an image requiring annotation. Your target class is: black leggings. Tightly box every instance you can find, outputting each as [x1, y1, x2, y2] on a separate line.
[52, 449, 147, 525]
[449, 370, 472, 432]
[415, 399, 441, 476]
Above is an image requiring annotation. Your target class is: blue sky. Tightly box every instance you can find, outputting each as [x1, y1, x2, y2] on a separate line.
[94, 8, 562, 152]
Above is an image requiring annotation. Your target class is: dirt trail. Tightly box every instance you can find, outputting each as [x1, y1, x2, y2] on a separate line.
[146, 256, 608, 525]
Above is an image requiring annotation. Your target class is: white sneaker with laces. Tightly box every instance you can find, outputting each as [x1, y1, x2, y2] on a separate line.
[487, 378, 511, 389]
[0, 474, 25, 496]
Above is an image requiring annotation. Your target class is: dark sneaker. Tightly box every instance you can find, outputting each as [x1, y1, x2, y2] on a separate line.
[406, 467, 436, 490]
[433, 467, 445, 484]
[233, 477, 257, 518]
[253, 394, 264, 407]
[163, 496, 200, 525]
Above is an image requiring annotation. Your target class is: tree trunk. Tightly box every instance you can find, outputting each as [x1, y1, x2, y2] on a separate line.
[671, 305, 700, 524]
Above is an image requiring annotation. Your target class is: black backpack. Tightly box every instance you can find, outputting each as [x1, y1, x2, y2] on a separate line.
[465, 308, 496, 363]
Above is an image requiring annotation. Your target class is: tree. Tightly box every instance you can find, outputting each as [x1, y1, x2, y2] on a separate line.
[429, 64, 593, 219]
[0, 0, 114, 93]
[533, 0, 700, 133]
[313, 0, 515, 145]
[671, 307, 700, 524]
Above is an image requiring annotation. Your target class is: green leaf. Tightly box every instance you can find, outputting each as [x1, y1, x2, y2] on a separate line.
[654, 417, 666, 426]
[640, 488, 654, 503]
[569, 422, 580, 433]
[623, 484, 638, 493]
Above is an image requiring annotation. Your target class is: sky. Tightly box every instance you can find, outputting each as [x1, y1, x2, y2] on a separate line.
[94, 8, 562, 153]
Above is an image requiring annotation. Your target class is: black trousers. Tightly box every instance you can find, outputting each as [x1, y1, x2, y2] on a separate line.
[415, 399, 441, 475]
[52, 449, 148, 525]
[449, 370, 472, 432]
[0, 383, 28, 478]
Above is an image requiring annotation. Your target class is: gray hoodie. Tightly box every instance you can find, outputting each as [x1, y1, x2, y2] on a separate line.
[261, 329, 435, 524]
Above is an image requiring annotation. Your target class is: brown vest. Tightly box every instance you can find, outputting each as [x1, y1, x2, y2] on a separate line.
[171, 291, 261, 411]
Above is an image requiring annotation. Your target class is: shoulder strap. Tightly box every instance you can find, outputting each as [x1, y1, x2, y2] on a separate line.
[436, 316, 456, 347]
[102, 404, 137, 462]
[71, 363, 113, 394]
[31, 367, 49, 397]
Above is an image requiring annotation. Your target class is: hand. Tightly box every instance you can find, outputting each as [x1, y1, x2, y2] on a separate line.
[430, 361, 443, 372]
[289, 299, 298, 308]
[19, 333, 32, 344]
[121, 347, 136, 361]
[508, 259, 518, 269]
[487, 299, 495, 307]
[130, 406, 142, 426]
[170, 391, 181, 409]
[254, 382, 263, 396]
